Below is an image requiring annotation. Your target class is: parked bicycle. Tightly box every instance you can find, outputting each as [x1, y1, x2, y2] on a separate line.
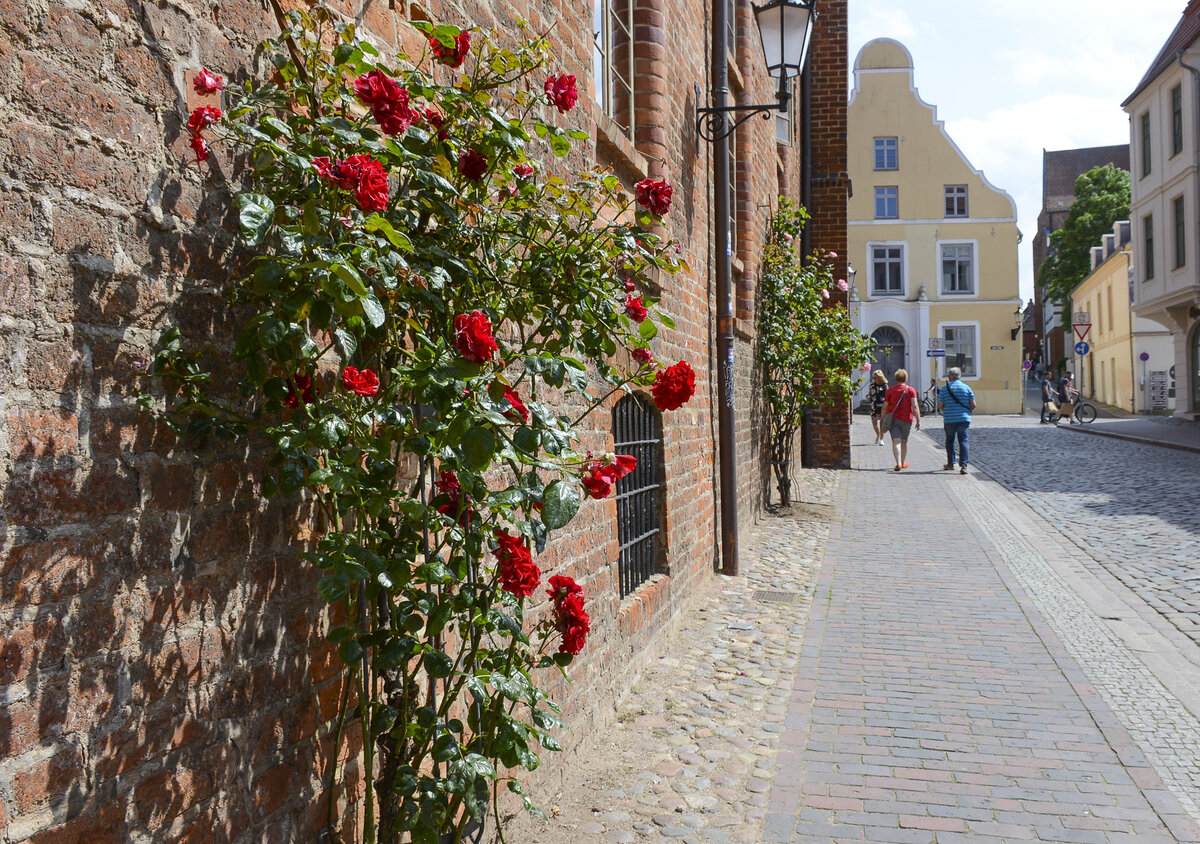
[919, 380, 940, 416]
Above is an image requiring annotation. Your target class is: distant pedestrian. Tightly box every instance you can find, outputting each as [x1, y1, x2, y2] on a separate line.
[867, 370, 889, 446]
[1057, 371, 1077, 424]
[938, 366, 976, 475]
[883, 368, 920, 472]
[1041, 371, 1059, 423]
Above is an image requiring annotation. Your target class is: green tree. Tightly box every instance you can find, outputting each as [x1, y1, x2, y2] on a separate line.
[1039, 164, 1131, 304]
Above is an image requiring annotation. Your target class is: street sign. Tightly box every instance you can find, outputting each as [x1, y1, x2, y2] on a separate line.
[1074, 311, 1090, 323]
[928, 338, 944, 350]
[926, 349, 946, 357]
[1075, 341, 1090, 356]
[1022, 360, 1033, 370]
[990, 345, 1005, 350]
[1150, 370, 1169, 410]
[1140, 351, 1150, 362]
[1073, 323, 1092, 342]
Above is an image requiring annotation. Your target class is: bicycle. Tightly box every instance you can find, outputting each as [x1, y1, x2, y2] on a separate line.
[1039, 393, 1097, 424]
[919, 382, 940, 416]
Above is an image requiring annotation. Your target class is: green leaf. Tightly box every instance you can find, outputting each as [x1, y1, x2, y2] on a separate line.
[460, 428, 496, 471]
[659, 312, 676, 330]
[333, 328, 357, 360]
[259, 115, 293, 139]
[639, 319, 658, 340]
[549, 132, 571, 157]
[279, 461, 307, 495]
[333, 263, 369, 296]
[360, 294, 386, 328]
[541, 480, 580, 530]
[364, 215, 414, 251]
[423, 651, 454, 678]
[235, 193, 275, 246]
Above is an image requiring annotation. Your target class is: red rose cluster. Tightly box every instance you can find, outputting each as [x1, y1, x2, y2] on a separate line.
[502, 385, 529, 423]
[187, 105, 221, 162]
[454, 310, 498, 362]
[651, 361, 696, 411]
[494, 531, 541, 597]
[193, 68, 224, 96]
[353, 69, 420, 136]
[624, 294, 648, 323]
[313, 154, 390, 212]
[513, 163, 534, 180]
[544, 74, 578, 114]
[435, 470, 474, 526]
[547, 575, 590, 655]
[286, 374, 315, 408]
[341, 366, 379, 397]
[581, 454, 637, 500]
[635, 177, 673, 216]
[430, 31, 471, 68]
[632, 348, 654, 365]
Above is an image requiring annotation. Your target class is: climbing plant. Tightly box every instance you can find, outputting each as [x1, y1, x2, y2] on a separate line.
[149, 7, 695, 842]
[757, 199, 870, 505]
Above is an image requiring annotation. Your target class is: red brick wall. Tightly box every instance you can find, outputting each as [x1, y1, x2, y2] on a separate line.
[0, 0, 844, 839]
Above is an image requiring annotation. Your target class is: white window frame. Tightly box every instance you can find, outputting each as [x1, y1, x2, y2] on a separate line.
[874, 137, 898, 170]
[874, 186, 898, 219]
[938, 321, 981, 379]
[867, 241, 906, 298]
[944, 184, 968, 218]
[592, 0, 635, 138]
[936, 239, 978, 297]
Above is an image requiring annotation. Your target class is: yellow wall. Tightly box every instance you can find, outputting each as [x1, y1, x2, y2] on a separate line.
[848, 39, 1023, 413]
[1071, 247, 1134, 410]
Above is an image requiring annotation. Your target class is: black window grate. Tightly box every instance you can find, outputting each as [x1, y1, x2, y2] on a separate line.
[613, 394, 662, 599]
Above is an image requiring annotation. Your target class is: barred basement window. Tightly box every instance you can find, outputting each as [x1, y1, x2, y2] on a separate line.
[613, 394, 663, 599]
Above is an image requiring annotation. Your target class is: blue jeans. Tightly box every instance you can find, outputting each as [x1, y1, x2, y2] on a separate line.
[944, 421, 970, 467]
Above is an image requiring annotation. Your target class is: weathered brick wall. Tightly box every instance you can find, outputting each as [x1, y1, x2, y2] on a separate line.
[0, 0, 841, 840]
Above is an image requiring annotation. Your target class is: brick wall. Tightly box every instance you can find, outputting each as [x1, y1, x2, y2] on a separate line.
[0, 0, 844, 839]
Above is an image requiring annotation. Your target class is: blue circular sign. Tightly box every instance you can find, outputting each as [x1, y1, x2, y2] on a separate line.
[1022, 360, 1033, 370]
[1075, 341, 1090, 356]
[1140, 351, 1150, 362]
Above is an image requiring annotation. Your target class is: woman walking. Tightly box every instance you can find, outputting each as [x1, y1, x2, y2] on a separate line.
[883, 368, 920, 471]
[868, 370, 889, 445]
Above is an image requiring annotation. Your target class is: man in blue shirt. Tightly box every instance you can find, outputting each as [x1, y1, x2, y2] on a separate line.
[938, 366, 976, 475]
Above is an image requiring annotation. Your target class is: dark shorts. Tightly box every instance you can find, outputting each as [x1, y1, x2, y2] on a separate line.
[889, 418, 912, 440]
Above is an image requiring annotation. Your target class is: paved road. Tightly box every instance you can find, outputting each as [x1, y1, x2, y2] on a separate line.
[931, 415, 1200, 648]
[766, 418, 1200, 842]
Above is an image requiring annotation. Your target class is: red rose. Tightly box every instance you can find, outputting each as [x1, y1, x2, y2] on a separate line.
[431, 30, 471, 67]
[502, 385, 529, 423]
[352, 156, 390, 212]
[354, 71, 419, 135]
[286, 374, 315, 408]
[435, 470, 474, 526]
[651, 361, 696, 411]
[458, 147, 488, 181]
[581, 475, 610, 500]
[544, 74, 578, 113]
[513, 163, 534, 180]
[189, 132, 210, 162]
[547, 575, 589, 656]
[613, 454, 637, 477]
[624, 279, 636, 292]
[632, 348, 653, 365]
[341, 366, 380, 397]
[187, 105, 221, 134]
[635, 177, 673, 216]
[327, 157, 362, 190]
[423, 107, 448, 139]
[494, 531, 541, 597]
[353, 69, 398, 107]
[311, 156, 333, 178]
[454, 310, 499, 362]
[624, 294, 648, 323]
[193, 68, 225, 95]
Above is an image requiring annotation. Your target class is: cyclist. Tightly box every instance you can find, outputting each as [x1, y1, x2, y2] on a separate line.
[1056, 372, 1077, 425]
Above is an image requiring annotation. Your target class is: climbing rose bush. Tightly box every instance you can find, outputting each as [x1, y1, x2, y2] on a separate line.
[151, 9, 695, 844]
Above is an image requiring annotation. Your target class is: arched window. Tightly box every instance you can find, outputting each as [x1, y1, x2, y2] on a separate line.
[612, 394, 663, 598]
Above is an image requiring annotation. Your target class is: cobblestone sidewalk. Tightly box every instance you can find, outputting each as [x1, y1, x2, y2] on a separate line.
[521, 470, 839, 843]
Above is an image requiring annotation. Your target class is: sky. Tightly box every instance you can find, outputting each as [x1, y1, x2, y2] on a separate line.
[848, 0, 1187, 301]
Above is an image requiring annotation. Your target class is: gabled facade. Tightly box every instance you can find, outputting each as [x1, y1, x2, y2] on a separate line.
[1123, 0, 1200, 416]
[848, 39, 1023, 413]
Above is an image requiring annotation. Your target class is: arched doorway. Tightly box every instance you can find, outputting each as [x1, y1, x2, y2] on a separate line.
[870, 326, 906, 385]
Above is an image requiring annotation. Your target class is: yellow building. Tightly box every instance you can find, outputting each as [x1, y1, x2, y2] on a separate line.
[1070, 221, 1174, 413]
[848, 39, 1023, 413]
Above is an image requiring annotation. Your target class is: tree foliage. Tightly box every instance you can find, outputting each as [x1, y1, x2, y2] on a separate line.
[1039, 164, 1131, 304]
[757, 199, 871, 506]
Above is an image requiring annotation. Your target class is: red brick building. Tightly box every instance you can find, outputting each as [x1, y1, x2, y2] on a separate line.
[0, 0, 847, 840]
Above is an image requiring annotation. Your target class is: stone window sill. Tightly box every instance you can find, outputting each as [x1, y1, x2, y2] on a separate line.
[592, 99, 649, 182]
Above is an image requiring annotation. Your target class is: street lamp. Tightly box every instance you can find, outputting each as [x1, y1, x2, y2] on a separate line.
[1010, 304, 1024, 342]
[697, 0, 816, 576]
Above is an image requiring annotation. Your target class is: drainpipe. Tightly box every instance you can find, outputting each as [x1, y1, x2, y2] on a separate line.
[1178, 51, 1200, 413]
[1124, 247, 1138, 411]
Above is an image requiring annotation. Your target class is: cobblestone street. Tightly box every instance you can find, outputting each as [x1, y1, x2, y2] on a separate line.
[524, 416, 1200, 843]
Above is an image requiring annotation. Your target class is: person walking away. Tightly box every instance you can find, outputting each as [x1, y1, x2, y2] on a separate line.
[1057, 371, 1076, 424]
[883, 368, 920, 471]
[1041, 371, 1059, 423]
[868, 370, 889, 445]
[938, 366, 976, 474]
